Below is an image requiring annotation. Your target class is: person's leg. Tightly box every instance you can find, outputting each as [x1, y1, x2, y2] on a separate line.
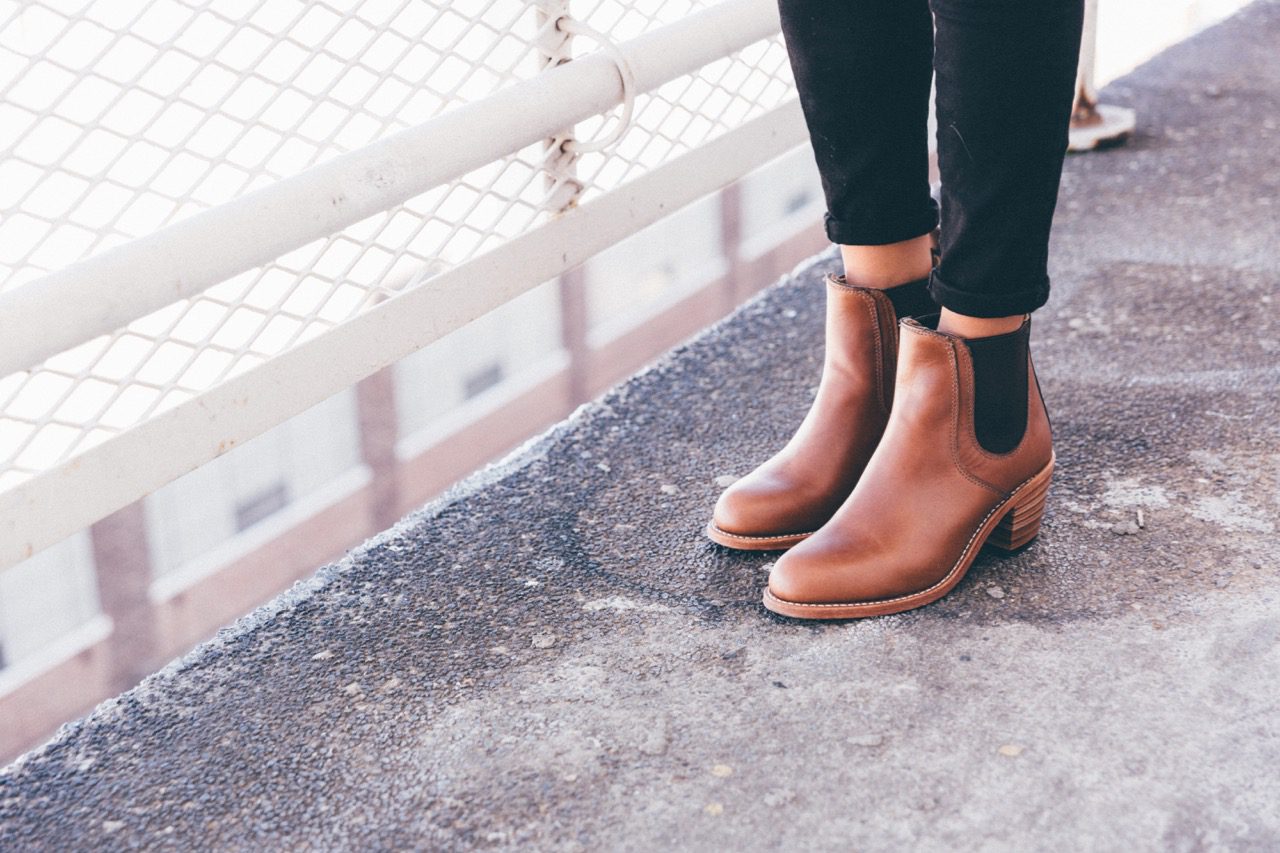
[776, 0, 937, 289]
[763, 0, 1085, 618]
[707, 0, 938, 549]
[929, 0, 1085, 334]
[930, 0, 1084, 463]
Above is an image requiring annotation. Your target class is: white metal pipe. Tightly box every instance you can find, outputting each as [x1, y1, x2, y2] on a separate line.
[1075, 0, 1100, 111]
[0, 0, 782, 380]
[1068, 0, 1136, 151]
[0, 99, 808, 571]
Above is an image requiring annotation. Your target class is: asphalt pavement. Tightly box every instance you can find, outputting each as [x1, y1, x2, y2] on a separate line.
[3, 2, 1279, 849]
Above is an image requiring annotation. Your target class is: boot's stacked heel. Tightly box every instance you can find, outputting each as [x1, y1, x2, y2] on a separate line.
[985, 459, 1053, 553]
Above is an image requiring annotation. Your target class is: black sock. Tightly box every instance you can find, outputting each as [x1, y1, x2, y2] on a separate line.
[881, 275, 935, 320]
[963, 321, 1030, 454]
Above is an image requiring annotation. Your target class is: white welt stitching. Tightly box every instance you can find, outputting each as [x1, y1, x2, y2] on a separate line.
[709, 524, 815, 542]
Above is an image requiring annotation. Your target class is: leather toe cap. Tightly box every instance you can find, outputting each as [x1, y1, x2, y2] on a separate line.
[712, 476, 774, 535]
[712, 470, 826, 538]
[766, 545, 840, 605]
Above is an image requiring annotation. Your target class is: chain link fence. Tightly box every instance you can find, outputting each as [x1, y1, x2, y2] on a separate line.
[0, 0, 795, 499]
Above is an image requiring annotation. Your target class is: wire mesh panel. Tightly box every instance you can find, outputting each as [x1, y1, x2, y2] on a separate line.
[0, 0, 796, 517]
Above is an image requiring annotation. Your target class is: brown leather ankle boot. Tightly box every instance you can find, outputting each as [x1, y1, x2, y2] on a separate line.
[763, 314, 1053, 618]
[705, 273, 911, 550]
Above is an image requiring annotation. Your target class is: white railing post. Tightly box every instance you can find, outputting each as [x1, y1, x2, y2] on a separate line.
[537, 0, 585, 213]
[538, 0, 592, 405]
[1069, 0, 1136, 151]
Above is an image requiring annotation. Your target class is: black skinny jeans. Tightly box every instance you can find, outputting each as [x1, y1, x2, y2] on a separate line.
[777, 0, 1085, 317]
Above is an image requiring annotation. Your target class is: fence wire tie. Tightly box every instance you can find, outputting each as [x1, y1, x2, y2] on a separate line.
[555, 16, 637, 154]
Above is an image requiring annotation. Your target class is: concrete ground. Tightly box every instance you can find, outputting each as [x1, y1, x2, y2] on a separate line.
[3, 2, 1279, 850]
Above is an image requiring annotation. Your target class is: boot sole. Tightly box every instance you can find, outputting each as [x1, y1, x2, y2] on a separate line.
[705, 522, 814, 551]
[762, 455, 1054, 619]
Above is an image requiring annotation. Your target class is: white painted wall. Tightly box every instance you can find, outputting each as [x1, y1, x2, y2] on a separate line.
[0, 531, 98, 670]
[393, 278, 563, 440]
[583, 193, 724, 344]
[144, 389, 361, 579]
[1096, 0, 1253, 85]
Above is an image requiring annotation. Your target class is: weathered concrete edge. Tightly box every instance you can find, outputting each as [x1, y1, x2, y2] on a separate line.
[0, 243, 841, 775]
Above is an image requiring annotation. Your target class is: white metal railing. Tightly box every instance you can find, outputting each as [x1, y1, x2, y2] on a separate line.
[0, 0, 801, 569]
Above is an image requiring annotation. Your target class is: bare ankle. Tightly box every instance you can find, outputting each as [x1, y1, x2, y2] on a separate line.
[937, 308, 1025, 339]
[839, 233, 934, 289]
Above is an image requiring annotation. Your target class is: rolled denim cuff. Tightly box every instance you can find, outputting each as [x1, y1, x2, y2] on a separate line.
[927, 268, 1051, 318]
[823, 196, 939, 246]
